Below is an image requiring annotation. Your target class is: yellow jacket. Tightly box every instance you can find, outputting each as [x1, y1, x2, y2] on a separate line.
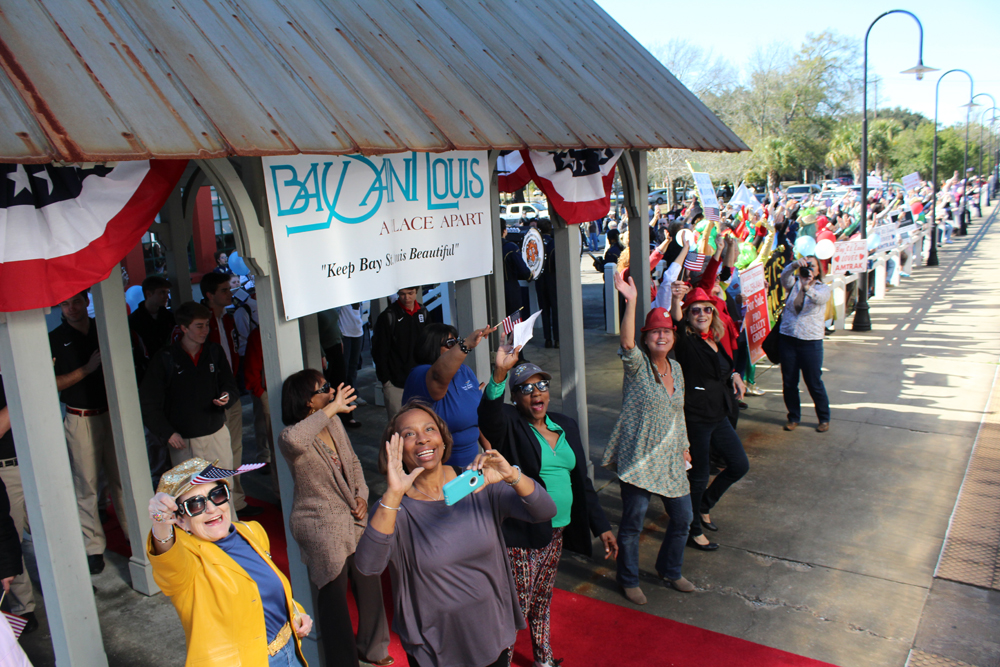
[147, 520, 308, 667]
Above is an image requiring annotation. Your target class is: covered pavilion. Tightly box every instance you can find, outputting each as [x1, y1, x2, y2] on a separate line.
[0, 1, 745, 664]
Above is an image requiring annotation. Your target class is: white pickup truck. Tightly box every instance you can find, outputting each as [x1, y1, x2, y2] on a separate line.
[500, 201, 548, 223]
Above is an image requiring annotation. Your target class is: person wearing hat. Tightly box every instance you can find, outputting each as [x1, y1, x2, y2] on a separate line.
[479, 347, 616, 667]
[670, 283, 749, 551]
[147, 458, 313, 667]
[604, 272, 693, 605]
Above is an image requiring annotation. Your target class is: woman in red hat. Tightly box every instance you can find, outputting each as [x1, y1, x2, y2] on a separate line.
[603, 272, 694, 605]
[670, 283, 749, 551]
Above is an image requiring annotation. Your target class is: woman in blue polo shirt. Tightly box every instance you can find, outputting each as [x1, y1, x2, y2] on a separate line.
[402, 323, 493, 467]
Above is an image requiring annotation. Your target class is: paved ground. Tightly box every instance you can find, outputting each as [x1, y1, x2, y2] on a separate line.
[15, 204, 1000, 666]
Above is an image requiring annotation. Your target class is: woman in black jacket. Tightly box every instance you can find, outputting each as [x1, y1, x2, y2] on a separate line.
[670, 284, 749, 552]
[479, 346, 616, 667]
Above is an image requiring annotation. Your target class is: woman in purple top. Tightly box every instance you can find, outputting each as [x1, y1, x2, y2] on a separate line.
[355, 401, 557, 667]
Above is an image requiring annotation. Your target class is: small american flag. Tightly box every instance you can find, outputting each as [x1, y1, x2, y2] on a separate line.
[704, 206, 720, 222]
[683, 253, 707, 272]
[191, 463, 266, 486]
[3, 611, 27, 638]
[500, 310, 522, 337]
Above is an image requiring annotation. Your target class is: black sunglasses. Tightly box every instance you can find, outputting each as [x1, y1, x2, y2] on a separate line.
[312, 381, 332, 396]
[442, 338, 460, 349]
[176, 484, 231, 518]
[516, 380, 550, 395]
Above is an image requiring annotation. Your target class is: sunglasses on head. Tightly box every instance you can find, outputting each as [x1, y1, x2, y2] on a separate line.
[312, 381, 332, 396]
[516, 380, 550, 395]
[689, 306, 714, 316]
[176, 484, 230, 518]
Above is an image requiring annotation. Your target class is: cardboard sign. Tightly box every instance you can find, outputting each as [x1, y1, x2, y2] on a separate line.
[691, 172, 720, 209]
[902, 171, 921, 193]
[263, 151, 492, 320]
[832, 238, 868, 274]
[874, 222, 898, 254]
[739, 264, 770, 364]
[867, 174, 884, 188]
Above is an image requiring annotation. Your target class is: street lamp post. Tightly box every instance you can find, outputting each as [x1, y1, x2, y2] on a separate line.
[973, 94, 996, 184]
[927, 70, 975, 266]
[853, 9, 935, 331]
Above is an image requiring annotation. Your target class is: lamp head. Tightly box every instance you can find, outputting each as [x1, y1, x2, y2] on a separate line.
[901, 61, 937, 81]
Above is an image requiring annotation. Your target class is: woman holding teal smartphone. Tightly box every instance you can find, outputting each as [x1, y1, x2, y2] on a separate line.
[355, 400, 556, 667]
[478, 347, 617, 667]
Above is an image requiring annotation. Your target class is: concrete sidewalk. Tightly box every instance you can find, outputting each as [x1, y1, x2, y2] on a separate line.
[14, 205, 1000, 667]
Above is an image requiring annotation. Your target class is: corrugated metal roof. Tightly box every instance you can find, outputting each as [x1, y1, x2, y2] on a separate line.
[0, 0, 747, 163]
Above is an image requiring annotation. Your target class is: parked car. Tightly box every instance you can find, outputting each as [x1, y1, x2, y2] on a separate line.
[500, 201, 548, 223]
[837, 175, 854, 186]
[821, 180, 840, 190]
[785, 184, 822, 201]
[648, 188, 668, 205]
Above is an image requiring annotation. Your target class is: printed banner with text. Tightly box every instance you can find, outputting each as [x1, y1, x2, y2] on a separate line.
[263, 151, 492, 320]
[739, 264, 770, 364]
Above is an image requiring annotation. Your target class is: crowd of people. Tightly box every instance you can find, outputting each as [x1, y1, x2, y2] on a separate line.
[0, 168, 992, 666]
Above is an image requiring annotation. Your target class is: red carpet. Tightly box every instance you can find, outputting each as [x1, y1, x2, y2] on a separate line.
[108, 502, 838, 667]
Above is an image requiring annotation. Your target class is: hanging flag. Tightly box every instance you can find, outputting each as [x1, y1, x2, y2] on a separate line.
[497, 150, 532, 193]
[523, 149, 623, 224]
[500, 309, 522, 338]
[0, 160, 188, 312]
[190, 462, 267, 486]
[729, 181, 763, 215]
[683, 253, 707, 272]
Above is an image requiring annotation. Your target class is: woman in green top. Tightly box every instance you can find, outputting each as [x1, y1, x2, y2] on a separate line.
[603, 272, 694, 606]
[478, 345, 616, 667]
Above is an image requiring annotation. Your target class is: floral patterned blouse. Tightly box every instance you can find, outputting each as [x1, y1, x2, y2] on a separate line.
[602, 346, 690, 498]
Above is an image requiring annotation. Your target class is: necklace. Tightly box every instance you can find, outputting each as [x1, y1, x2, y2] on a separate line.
[411, 485, 443, 502]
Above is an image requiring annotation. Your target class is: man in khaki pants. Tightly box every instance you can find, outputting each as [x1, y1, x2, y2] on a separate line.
[140, 302, 240, 504]
[49, 291, 128, 576]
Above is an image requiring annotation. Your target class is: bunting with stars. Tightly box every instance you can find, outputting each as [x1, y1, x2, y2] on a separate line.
[0, 160, 187, 311]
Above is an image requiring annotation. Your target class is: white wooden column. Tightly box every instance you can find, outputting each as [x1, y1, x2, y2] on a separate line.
[91, 269, 157, 595]
[299, 313, 323, 370]
[234, 156, 320, 665]
[487, 151, 505, 350]
[620, 151, 651, 335]
[158, 187, 194, 304]
[552, 213, 592, 479]
[0, 309, 109, 667]
[454, 278, 490, 380]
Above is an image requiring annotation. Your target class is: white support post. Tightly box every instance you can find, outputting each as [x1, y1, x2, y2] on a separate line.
[370, 297, 388, 407]
[873, 256, 887, 301]
[454, 277, 490, 381]
[619, 151, 651, 335]
[299, 313, 322, 370]
[487, 151, 505, 349]
[91, 269, 158, 595]
[233, 157, 320, 666]
[553, 213, 592, 480]
[0, 309, 109, 667]
[888, 249, 901, 287]
[604, 263, 619, 334]
[159, 188, 194, 303]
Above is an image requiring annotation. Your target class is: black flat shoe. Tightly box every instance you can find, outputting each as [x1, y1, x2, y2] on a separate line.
[700, 517, 718, 532]
[686, 536, 719, 551]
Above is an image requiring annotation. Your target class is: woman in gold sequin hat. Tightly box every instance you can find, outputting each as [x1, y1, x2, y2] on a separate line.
[147, 457, 313, 667]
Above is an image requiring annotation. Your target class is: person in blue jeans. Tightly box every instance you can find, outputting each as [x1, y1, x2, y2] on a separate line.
[779, 257, 832, 432]
[603, 272, 694, 605]
[402, 323, 494, 467]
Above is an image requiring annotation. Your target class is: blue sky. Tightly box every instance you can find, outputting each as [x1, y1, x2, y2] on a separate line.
[597, 0, 1000, 128]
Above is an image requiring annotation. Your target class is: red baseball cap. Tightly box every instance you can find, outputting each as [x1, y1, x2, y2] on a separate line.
[682, 286, 714, 308]
[641, 307, 675, 332]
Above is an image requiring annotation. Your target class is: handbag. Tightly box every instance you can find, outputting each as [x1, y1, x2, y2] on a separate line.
[762, 312, 782, 364]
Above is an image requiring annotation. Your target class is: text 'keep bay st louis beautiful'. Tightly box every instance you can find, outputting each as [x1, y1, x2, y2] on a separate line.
[262, 150, 493, 319]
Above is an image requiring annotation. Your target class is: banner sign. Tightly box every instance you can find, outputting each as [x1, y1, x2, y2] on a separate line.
[739, 264, 770, 364]
[832, 238, 868, 274]
[691, 172, 720, 220]
[763, 253, 787, 326]
[867, 174, 883, 188]
[875, 222, 897, 254]
[263, 151, 492, 320]
[901, 171, 921, 193]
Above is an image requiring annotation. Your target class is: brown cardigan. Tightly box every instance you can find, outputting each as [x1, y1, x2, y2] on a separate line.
[278, 410, 368, 589]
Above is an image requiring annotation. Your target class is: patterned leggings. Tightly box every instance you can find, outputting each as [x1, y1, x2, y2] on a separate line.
[506, 528, 564, 665]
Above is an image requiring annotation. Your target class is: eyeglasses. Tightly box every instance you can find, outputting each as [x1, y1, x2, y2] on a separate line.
[442, 338, 459, 349]
[176, 484, 231, 518]
[689, 306, 714, 316]
[312, 381, 331, 396]
[515, 380, 550, 395]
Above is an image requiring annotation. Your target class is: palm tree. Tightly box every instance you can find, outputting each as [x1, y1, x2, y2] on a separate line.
[826, 123, 861, 183]
[868, 119, 901, 183]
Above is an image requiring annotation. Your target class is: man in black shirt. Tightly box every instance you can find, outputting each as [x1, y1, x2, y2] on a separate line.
[371, 287, 428, 420]
[128, 275, 175, 358]
[49, 290, 127, 575]
[0, 372, 38, 634]
[140, 302, 239, 483]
